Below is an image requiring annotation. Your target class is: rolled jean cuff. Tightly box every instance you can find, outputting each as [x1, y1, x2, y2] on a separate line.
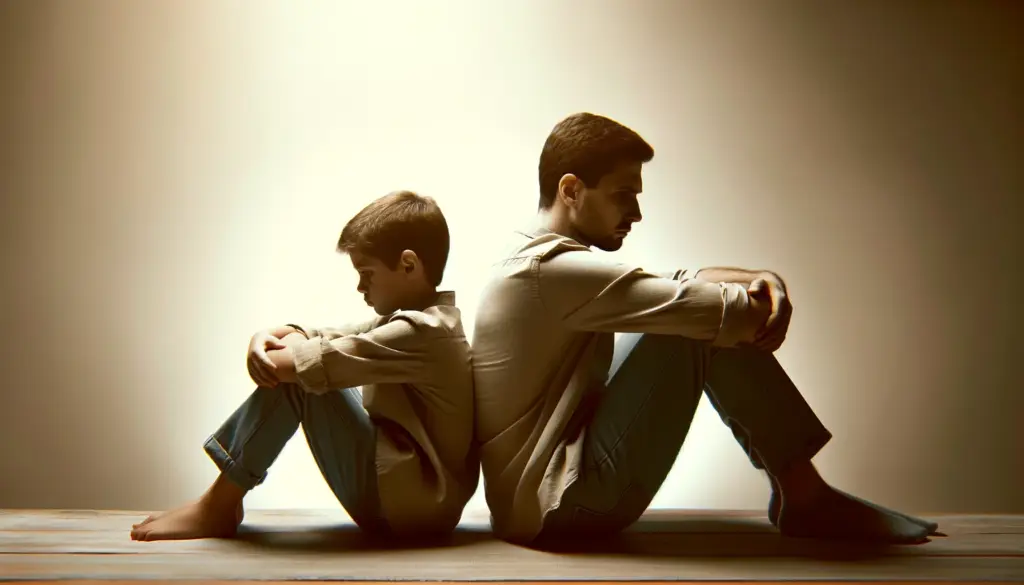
[203, 434, 266, 491]
[755, 427, 833, 476]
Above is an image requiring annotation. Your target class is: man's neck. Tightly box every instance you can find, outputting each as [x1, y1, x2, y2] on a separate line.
[535, 209, 592, 247]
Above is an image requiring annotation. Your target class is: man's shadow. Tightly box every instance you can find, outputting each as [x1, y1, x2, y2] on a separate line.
[531, 516, 931, 562]
[228, 515, 926, 561]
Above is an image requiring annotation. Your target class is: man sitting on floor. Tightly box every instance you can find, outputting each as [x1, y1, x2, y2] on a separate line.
[470, 112, 939, 546]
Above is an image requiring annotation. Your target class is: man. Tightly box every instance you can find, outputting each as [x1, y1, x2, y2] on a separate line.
[471, 112, 938, 546]
[131, 191, 477, 541]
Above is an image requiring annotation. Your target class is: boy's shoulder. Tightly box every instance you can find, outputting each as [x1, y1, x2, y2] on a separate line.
[379, 291, 465, 339]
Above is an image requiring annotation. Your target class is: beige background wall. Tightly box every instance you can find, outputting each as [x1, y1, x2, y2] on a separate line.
[1, 1, 1021, 516]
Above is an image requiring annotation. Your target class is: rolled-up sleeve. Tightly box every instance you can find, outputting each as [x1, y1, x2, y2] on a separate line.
[286, 316, 378, 342]
[539, 251, 761, 347]
[290, 317, 431, 393]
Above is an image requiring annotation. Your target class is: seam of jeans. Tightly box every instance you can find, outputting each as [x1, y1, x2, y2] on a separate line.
[589, 378, 660, 472]
[226, 387, 288, 463]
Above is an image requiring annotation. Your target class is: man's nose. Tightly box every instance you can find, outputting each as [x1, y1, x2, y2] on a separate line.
[627, 204, 643, 223]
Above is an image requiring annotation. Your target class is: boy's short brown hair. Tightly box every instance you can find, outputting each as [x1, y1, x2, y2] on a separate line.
[538, 112, 655, 210]
[338, 190, 450, 287]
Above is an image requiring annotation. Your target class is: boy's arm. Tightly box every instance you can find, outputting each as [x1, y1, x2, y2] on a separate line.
[284, 316, 378, 342]
[539, 250, 768, 347]
[285, 317, 433, 394]
[268, 325, 307, 339]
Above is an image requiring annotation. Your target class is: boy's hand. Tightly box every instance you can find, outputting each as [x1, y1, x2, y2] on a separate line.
[266, 346, 299, 384]
[247, 330, 286, 387]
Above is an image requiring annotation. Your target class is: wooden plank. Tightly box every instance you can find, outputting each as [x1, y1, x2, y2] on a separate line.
[0, 552, 1021, 581]
[0, 526, 1020, 557]
[1, 510, 1022, 582]
[3, 582, 1023, 585]
[1, 509, 1015, 534]
[5, 582, 1023, 585]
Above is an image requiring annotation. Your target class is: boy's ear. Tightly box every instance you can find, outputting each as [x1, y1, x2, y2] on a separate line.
[400, 250, 418, 273]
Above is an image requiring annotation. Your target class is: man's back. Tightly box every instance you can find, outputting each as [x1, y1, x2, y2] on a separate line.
[473, 229, 599, 541]
[472, 227, 745, 542]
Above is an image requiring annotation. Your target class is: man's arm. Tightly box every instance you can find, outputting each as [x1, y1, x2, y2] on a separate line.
[692, 266, 792, 352]
[538, 251, 770, 347]
[692, 266, 777, 287]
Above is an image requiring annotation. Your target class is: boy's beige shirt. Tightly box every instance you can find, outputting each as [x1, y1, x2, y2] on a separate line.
[472, 228, 766, 543]
[287, 291, 477, 535]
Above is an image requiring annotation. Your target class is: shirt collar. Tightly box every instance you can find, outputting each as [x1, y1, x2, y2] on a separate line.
[435, 290, 456, 306]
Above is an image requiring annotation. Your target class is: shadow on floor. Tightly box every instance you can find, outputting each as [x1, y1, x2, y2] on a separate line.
[534, 517, 929, 561]
[232, 516, 924, 561]
[233, 523, 493, 553]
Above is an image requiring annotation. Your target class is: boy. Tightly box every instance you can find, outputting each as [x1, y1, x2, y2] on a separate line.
[131, 190, 477, 541]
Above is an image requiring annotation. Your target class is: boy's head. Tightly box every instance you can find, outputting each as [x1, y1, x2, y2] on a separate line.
[538, 112, 654, 251]
[337, 190, 450, 315]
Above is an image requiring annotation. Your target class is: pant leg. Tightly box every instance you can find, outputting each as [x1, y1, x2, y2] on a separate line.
[202, 383, 388, 533]
[540, 333, 832, 537]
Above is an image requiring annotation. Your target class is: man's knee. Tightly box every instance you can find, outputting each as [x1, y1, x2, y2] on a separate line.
[610, 332, 710, 380]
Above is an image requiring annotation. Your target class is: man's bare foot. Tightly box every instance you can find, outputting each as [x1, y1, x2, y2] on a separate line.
[768, 484, 940, 535]
[130, 499, 244, 542]
[771, 461, 935, 544]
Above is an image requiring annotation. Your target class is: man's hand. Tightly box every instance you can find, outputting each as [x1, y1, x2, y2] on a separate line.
[247, 330, 287, 387]
[747, 272, 792, 352]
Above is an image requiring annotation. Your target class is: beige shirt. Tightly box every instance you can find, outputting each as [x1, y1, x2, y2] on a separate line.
[471, 228, 765, 543]
[288, 291, 477, 535]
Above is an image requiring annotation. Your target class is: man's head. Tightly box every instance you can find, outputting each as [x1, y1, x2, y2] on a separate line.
[337, 190, 449, 315]
[538, 112, 654, 251]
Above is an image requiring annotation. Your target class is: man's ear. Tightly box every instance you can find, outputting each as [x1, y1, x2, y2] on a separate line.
[400, 250, 418, 273]
[556, 174, 582, 207]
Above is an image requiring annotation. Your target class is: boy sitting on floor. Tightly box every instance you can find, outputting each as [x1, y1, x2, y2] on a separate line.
[131, 191, 478, 541]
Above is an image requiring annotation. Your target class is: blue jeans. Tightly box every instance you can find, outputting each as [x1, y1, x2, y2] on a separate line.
[202, 384, 389, 534]
[539, 333, 833, 537]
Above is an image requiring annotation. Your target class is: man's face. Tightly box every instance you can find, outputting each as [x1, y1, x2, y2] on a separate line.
[570, 161, 644, 251]
[349, 249, 410, 315]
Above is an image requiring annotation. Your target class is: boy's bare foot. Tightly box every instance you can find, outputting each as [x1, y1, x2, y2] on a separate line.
[130, 473, 246, 542]
[130, 498, 244, 541]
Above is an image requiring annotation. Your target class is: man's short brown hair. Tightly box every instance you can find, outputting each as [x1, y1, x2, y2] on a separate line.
[338, 190, 450, 287]
[538, 112, 655, 209]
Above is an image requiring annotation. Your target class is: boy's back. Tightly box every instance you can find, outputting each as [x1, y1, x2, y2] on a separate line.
[293, 292, 476, 534]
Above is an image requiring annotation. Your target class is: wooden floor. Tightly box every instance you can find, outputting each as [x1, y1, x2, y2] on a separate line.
[1, 509, 1021, 582]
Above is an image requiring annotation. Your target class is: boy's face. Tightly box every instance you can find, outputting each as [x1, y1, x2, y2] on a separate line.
[349, 248, 424, 315]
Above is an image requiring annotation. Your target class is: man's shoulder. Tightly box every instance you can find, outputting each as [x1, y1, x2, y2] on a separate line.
[501, 228, 591, 262]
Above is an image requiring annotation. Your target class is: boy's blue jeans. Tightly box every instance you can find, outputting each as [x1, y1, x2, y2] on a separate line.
[202, 383, 389, 533]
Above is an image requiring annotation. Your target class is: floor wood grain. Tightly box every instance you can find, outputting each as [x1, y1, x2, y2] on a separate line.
[1, 509, 1021, 581]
